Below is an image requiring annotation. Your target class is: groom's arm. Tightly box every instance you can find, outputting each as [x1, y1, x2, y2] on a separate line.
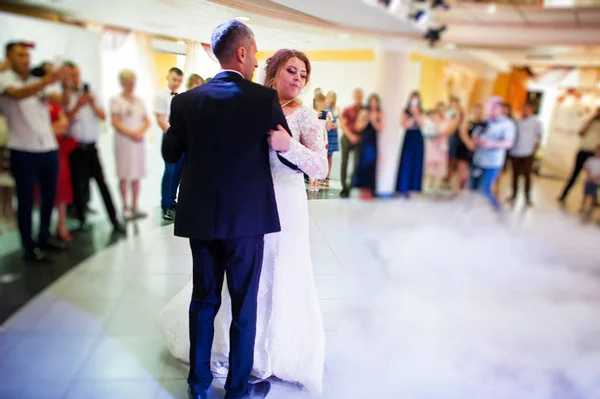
[162, 95, 185, 163]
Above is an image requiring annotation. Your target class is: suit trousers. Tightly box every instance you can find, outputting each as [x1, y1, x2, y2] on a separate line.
[188, 235, 265, 399]
[70, 144, 118, 225]
[10, 150, 58, 251]
[510, 155, 534, 200]
[340, 135, 358, 192]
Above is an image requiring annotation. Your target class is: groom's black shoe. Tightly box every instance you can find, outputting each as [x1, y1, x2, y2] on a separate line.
[188, 386, 208, 399]
[230, 381, 271, 399]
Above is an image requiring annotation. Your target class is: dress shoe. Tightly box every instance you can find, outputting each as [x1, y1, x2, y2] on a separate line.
[188, 386, 208, 399]
[75, 222, 93, 232]
[163, 209, 175, 221]
[23, 248, 53, 264]
[226, 381, 271, 399]
[38, 237, 69, 251]
[112, 222, 126, 235]
[85, 206, 98, 215]
[339, 189, 349, 199]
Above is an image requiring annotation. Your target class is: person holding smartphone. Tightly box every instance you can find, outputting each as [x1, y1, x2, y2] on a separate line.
[63, 61, 125, 234]
[0, 41, 71, 262]
[311, 92, 332, 192]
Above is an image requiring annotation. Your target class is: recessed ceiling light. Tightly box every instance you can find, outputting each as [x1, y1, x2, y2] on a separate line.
[339, 33, 351, 40]
[445, 43, 456, 49]
[235, 16, 250, 21]
[177, 40, 185, 45]
[487, 3, 497, 14]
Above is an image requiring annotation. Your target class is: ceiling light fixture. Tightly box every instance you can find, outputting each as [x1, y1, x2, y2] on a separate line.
[487, 3, 497, 14]
[177, 40, 185, 45]
[445, 43, 456, 50]
[235, 16, 251, 21]
[339, 33, 351, 40]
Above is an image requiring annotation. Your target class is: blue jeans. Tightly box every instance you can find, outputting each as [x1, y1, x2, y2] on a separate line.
[470, 165, 502, 210]
[161, 154, 185, 211]
[10, 150, 59, 251]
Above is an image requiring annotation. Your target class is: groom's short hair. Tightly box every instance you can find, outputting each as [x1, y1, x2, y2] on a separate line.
[211, 20, 255, 64]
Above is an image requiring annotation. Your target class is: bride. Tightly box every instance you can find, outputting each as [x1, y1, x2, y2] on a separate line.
[157, 49, 328, 396]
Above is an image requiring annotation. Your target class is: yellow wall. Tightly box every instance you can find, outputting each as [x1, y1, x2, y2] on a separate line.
[409, 53, 448, 110]
[153, 52, 178, 89]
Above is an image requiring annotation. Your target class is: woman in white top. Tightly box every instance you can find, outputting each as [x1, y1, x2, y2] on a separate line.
[110, 70, 150, 221]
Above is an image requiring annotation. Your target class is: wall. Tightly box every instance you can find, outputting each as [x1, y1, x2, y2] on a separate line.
[469, 76, 496, 109]
[153, 52, 178, 89]
[409, 53, 448, 110]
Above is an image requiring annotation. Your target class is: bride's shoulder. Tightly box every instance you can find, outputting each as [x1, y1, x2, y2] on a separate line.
[294, 105, 319, 121]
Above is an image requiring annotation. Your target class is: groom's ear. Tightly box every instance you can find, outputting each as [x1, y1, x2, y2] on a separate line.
[236, 46, 246, 63]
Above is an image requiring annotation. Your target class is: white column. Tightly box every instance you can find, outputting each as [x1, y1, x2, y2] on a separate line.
[374, 39, 415, 197]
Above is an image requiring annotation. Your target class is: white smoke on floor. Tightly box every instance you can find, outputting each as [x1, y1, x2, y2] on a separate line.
[324, 197, 600, 399]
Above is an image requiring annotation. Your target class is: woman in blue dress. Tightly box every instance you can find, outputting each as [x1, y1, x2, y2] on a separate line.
[324, 91, 340, 188]
[353, 94, 383, 200]
[396, 91, 425, 198]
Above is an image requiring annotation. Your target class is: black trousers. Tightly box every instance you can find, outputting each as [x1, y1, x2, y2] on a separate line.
[340, 135, 359, 192]
[560, 150, 594, 201]
[510, 155, 534, 200]
[188, 235, 264, 399]
[69, 144, 118, 225]
[10, 150, 58, 251]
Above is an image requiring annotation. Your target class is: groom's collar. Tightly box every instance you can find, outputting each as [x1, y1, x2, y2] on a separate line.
[216, 69, 245, 80]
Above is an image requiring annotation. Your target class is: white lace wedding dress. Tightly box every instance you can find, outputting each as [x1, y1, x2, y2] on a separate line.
[156, 105, 328, 396]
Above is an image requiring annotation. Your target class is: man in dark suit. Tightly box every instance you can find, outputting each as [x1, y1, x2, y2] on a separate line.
[162, 20, 294, 399]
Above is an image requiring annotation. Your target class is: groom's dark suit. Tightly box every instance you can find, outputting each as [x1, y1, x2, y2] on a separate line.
[163, 70, 294, 399]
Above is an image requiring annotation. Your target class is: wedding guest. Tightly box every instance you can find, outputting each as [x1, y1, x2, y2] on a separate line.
[580, 145, 600, 218]
[339, 88, 364, 198]
[508, 102, 542, 206]
[311, 92, 332, 191]
[111, 69, 150, 221]
[187, 73, 204, 90]
[0, 42, 70, 261]
[156, 67, 184, 221]
[470, 97, 516, 211]
[444, 96, 465, 188]
[558, 106, 600, 205]
[324, 90, 340, 187]
[63, 61, 124, 234]
[0, 111, 15, 230]
[396, 91, 425, 198]
[353, 94, 383, 200]
[455, 104, 485, 195]
[48, 95, 77, 242]
[423, 105, 459, 194]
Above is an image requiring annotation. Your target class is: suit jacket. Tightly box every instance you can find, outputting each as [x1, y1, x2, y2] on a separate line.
[162, 71, 296, 241]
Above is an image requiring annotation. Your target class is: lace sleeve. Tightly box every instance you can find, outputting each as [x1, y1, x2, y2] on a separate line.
[280, 107, 328, 179]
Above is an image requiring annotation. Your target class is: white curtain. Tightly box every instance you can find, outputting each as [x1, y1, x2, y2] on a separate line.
[183, 41, 201, 81]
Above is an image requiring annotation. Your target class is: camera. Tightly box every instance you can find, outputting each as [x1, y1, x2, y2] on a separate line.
[30, 63, 48, 77]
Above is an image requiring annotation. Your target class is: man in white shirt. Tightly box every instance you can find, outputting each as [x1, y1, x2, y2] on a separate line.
[0, 41, 70, 262]
[559, 106, 600, 205]
[155, 67, 183, 221]
[508, 102, 542, 206]
[63, 61, 125, 234]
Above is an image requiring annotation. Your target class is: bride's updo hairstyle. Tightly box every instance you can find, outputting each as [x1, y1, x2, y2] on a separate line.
[264, 49, 312, 89]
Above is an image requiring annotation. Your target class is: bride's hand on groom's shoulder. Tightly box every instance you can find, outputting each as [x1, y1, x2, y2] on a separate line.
[268, 125, 291, 152]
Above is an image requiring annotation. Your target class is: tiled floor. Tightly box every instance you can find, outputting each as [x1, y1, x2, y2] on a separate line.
[1, 173, 599, 398]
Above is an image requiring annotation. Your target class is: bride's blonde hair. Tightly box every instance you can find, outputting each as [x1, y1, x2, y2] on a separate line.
[264, 49, 312, 90]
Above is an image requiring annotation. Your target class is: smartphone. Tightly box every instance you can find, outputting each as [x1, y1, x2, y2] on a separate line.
[318, 110, 327, 120]
[82, 83, 90, 93]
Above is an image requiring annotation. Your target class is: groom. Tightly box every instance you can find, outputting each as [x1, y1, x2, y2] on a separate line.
[163, 20, 295, 399]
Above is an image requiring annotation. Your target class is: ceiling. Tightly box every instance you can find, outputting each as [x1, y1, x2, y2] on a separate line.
[3, 0, 600, 69]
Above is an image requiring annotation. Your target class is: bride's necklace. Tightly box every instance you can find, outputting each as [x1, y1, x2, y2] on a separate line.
[280, 98, 298, 108]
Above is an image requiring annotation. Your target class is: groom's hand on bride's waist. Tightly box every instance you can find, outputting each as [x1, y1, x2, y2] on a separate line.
[268, 125, 291, 152]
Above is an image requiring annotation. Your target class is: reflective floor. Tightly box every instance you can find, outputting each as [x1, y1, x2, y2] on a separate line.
[1, 172, 599, 398]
